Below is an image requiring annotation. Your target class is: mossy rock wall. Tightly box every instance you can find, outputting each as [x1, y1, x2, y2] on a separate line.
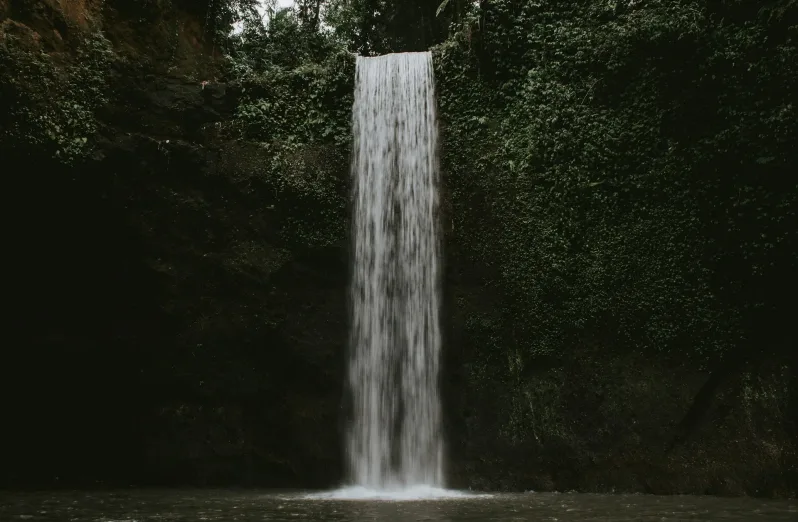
[432, 0, 798, 496]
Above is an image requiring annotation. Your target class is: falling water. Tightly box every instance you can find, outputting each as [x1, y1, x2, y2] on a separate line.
[347, 52, 443, 490]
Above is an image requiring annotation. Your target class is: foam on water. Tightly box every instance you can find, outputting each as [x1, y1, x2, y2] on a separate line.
[305, 486, 486, 501]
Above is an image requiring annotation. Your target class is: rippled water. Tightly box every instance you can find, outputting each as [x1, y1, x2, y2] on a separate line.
[1, 490, 796, 521]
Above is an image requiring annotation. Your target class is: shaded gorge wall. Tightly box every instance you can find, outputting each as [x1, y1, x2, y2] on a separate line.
[2, 0, 355, 488]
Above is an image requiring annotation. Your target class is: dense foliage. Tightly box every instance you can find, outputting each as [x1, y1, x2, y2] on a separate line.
[0, 28, 113, 162]
[433, 0, 797, 474]
[225, 6, 355, 247]
[436, 0, 797, 367]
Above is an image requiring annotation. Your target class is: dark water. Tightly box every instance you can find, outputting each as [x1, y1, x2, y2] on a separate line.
[1, 490, 796, 521]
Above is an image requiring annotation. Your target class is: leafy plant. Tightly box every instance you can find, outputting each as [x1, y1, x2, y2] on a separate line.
[0, 30, 114, 163]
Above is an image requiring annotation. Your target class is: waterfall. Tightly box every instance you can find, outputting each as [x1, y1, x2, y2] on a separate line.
[347, 51, 444, 489]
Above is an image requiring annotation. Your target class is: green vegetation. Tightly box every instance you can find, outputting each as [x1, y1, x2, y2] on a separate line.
[0, 30, 114, 163]
[432, 0, 797, 482]
[437, 0, 797, 361]
[226, 7, 356, 247]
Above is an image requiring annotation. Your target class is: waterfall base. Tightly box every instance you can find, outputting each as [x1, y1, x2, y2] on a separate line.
[305, 485, 486, 501]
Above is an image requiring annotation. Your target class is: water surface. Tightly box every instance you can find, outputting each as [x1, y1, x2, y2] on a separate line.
[1, 489, 796, 521]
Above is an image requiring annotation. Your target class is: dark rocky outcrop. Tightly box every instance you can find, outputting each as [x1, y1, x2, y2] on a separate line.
[1, 0, 347, 488]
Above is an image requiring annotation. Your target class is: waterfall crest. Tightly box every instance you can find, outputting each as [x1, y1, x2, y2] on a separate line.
[347, 51, 444, 489]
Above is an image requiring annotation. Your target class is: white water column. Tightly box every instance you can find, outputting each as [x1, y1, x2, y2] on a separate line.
[347, 51, 444, 489]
